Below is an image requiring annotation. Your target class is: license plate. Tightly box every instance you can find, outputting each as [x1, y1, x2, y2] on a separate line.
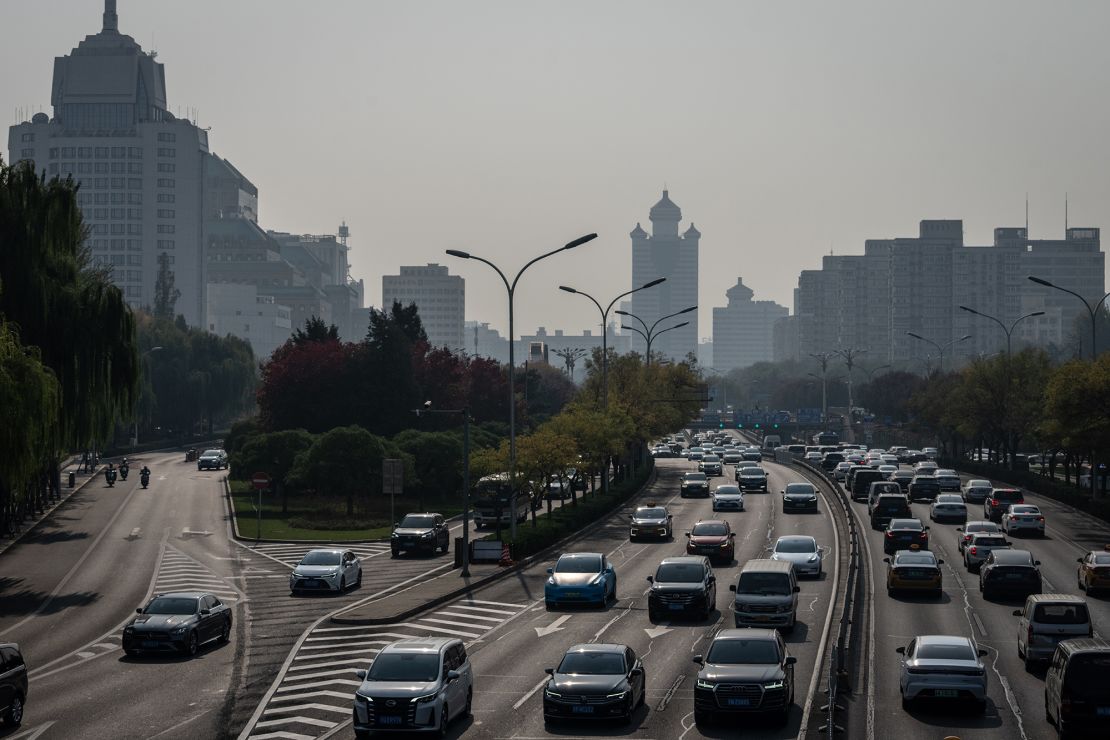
[669, 603, 684, 610]
[565, 592, 580, 597]
[934, 690, 958, 698]
[571, 705, 595, 714]
[754, 615, 771, 622]
[378, 715, 402, 725]
[1006, 573, 1024, 580]
[142, 640, 159, 649]
[726, 697, 751, 707]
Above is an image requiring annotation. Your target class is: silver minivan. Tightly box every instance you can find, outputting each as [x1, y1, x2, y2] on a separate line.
[353, 637, 473, 737]
[1013, 594, 1092, 667]
[729, 559, 799, 632]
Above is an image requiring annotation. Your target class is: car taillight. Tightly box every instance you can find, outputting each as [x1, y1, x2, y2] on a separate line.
[1038, 517, 1045, 522]
[969, 547, 977, 555]
[990, 498, 999, 506]
[919, 532, 928, 539]
[885, 531, 893, 538]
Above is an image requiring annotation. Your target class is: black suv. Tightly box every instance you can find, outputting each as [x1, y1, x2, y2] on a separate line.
[680, 473, 710, 498]
[646, 556, 716, 622]
[390, 512, 450, 556]
[0, 643, 27, 728]
[984, 488, 1024, 522]
[980, 549, 1042, 600]
[869, 494, 911, 530]
[850, 469, 886, 502]
[908, 475, 941, 502]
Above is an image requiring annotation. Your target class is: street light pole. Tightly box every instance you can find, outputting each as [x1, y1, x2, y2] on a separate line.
[836, 347, 867, 431]
[447, 233, 597, 543]
[863, 364, 892, 383]
[958, 306, 1045, 356]
[134, 346, 163, 447]
[616, 306, 697, 367]
[808, 352, 834, 429]
[559, 278, 665, 407]
[906, 332, 971, 372]
[1027, 276, 1110, 360]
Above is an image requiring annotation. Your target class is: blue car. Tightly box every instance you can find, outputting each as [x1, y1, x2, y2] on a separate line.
[545, 553, 616, 609]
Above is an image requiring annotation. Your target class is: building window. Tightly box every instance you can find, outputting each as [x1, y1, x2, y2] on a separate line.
[127, 255, 143, 266]
[127, 178, 142, 189]
[125, 286, 141, 298]
[95, 147, 109, 159]
[127, 162, 142, 174]
[110, 224, 125, 235]
[48, 148, 58, 159]
[110, 162, 125, 174]
[110, 239, 124, 250]
[93, 178, 107, 189]
[110, 254, 125, 265]
[157, 193, 175, 203]
[128, 208, 142, 220]
[21, 133, 34, 142]
[110, 177, 124, 188]
[92, 224, 108, 235]
[94, 162, 109, 174]
[157, 132, 176, 142]
[127, 224, 142, 235]
[157, 163, 176, 173]
[157, 178, 175, 188]
[157, 225, 175, 234]
[128, 193, 142, 204]
[110, 192, 124, 204]
[78, 147, 91, 158]
[157, 239, 175, 250]
[127, 239, 141, 251]
[21, 148, 36, 158]
[93, 208, 108, 220]
[110, 208, 125, 220]
[157, 209, 175, 218]
[128, 147, 142, 158]
[157, 147, 176, 158]
[77, 162, 91, 174]
[62, 147, 75, 157]
[111, 147, 125, 158]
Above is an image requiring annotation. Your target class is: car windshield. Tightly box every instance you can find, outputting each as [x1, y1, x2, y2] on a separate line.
[558, 651, 625, 675]
[400, 515, 436, 528]
[702, 455, 719, 462]
[692, 522, 727, 536]
[1064, 654, 1110, 683]
[889, 520, 921, 530]
[742, 469, 764, 477]
[635, 507, 667, 519]
[684, 474, 707, 482]
[966, 523, 999, 533]
[145, 597, 198, 615]
[714, 487, 741, 496]
[366, 652, 440, 682]
[300, 551, 341, 565]
[556, 555, 601, 573]
[937, 495, 962, 503]
[1010, 506, 1038, 514]
[785, 484, 815, 494]
[974, 537, 1008, 547]
[737, 572, 791, 595]
[1094, 554, 1110, 565]
[916, 643, 976, 661]
[993, 490, 1022, 500]
[1034, 604, 1089, 624]
[895, 554, 935, 565]
[776, 538, 816, 553]
[656, 562, 705, 583]
[707, 638, 781, 665]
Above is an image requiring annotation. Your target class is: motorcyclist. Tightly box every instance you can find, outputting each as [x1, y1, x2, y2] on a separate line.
[120, 459, 130, 480]
[140, 465, 151, 488]
[105, 463, 117, 487]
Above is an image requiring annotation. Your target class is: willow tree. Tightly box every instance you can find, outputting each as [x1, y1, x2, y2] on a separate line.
[0, 158, 139, 456]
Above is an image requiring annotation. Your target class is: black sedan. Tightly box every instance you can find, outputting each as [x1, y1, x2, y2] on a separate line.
[543, 644, 646, 724]
[122, 592, 232, 657]
[883, 519, 929, 554]
[979, 549, 1042, 600]
[680, 473, 709, 498]
[781, 483, 819, 513]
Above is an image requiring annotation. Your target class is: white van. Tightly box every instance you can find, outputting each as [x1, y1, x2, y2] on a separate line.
[762, 435, 782, 450]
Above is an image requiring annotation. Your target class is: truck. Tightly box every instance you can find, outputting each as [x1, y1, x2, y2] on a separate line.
[471, 473, 530, 530]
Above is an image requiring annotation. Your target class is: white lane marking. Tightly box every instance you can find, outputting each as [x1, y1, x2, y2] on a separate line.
[4, 722, 57, 740]
[512, 675, 550, 710]
[534, 614, 572, 637]
[458, 598, 529, 609]
[644, 625, 672, 639]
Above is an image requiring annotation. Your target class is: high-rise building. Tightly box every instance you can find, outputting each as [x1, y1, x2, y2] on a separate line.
[791, 219, 1105, 366]
[7, 1, 226, 327]
[382, 264, 465, 350]
[463, 320, 510, 363]
[627, 190, 699, 362]
[711, 278, 789, 372]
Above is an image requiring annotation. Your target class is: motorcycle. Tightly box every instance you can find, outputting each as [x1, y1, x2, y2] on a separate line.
[140, 470, 150, 489]
[120, 464, 129, 481]
[105, 468, 117, 487]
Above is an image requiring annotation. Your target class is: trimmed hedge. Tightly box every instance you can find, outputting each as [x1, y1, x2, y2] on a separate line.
[947, 458, 1110, 523]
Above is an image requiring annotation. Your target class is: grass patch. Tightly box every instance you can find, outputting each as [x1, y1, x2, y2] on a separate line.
[229, 480, 464, 541]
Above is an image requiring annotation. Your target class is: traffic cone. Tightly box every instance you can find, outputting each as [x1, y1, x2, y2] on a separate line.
[499, 542, 513, 567]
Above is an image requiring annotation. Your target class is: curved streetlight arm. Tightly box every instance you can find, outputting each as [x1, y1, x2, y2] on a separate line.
[620, 324, 649, 343]
[906, 331, 941, 354]
[960, 305, 1007, 338]
[654, 321, 689, 339]
[1028, 275, 1090, 310]
[511, 234, 596, 295]
[606, 279, 663, 317]
[616, 310, 650, 337]
[563, 287, 604, 318]
[1009, 311, 1045, 334]
[650, 305, 697, 335]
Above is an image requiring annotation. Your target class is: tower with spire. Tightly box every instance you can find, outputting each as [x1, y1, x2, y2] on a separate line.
[626, 190, 700, 362]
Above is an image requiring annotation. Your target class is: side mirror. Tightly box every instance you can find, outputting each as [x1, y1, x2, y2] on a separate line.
[630, 667, 643, 678]
[544, 667, 554, 676]
[707, 576, 716, 584]
[645, 575, 654, 583]
[447, 669, 461, 682]
[956, 527, 963, 532]
[895, 646, 906, 655]
[668, 514, 673, 519]
[199, 608, 211, 616]
[135, 608, 143, 614]
[937, 560, 944, 565]
[924, 526, 930, 530]
[546, 568, 554, 575]
[729, 584, 736, 592]
[793, 586, 801, 593]
[355, 669, 367, 680]
[1077, 558, 1085, 564]
[883, 557, 890, 563]
[1012, 609, 1023, 617]
[729, 532, 736, 538]
[785, 656, 797, 666]
[1005, 541, 1012, 546]
[628, 515, 634, 520]
[685, 532, 691, 538]
[692, 655, 704, 665]
[978, 649, 989, 657]
[1035, 560, 1041, 566]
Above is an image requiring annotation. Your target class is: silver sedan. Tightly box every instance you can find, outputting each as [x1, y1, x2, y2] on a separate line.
[897, 635, 988, 711]
[769, 535, 822, 577]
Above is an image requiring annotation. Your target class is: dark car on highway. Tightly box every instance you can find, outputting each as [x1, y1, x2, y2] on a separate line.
[781, 482, 819, 513]
[680, 472, 709, 498]
[0, 643, 27, 728]
[984, 488, 1024, 522]
[122, 592, 232, 657]
[685, 520, 735, 564]
[736, 466, 768, 491]
[693, 629, 795, 726]
[907, 475, 941, 502]
[979, 549, 1042, 600]
[647, 556, 716, 622]
[869, 494, 911, 530]
[883, 519, 929, 554]
[849, 468, 886, 502]
[629, 504, 672, 541]
[390, 512, 450, 557]
[543, 644, 646, 724]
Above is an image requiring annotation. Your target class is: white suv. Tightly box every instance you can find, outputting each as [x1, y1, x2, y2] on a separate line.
[353, 637, 473, 737]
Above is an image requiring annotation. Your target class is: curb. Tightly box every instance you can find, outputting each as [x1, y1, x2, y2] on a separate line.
[0, 465, 101, 559]
[329, 465, 659, 626]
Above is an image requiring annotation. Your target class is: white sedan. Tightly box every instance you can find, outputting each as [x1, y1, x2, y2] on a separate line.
[1001, 504, 1045, 536]
[897, 635, 988, 711]
[834, 462, 854, 481]
[770, 534, 822, 577]
[712, 485, 745, 512]
[929, 494, 968, 523]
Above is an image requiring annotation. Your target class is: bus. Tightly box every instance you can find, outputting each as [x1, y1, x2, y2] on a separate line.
[472, 473, 530, 529]
[812, 431, 840, 446]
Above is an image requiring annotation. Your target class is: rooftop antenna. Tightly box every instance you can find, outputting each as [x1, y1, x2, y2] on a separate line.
[1025, 193, 1029, 237]
[103, 0, 118, 33]
[1065, 192, 1069, 232]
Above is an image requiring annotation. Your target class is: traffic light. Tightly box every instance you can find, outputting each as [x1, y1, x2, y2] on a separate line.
[754, 423, 760, 429]
[718, 422, 724, 429]
[773, 422, 780, 429]
[737, 422, 744, 429]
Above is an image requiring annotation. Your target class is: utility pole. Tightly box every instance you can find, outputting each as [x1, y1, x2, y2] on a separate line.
[837, 347, 867, 439]
[809, 352, 834, 430]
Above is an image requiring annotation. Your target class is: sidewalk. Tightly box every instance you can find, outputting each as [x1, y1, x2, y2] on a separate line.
[0, 457, 102, 558]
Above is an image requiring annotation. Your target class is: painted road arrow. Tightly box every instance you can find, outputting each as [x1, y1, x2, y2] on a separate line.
[535, 614, 572, 637]
[644, 625, 673, 639]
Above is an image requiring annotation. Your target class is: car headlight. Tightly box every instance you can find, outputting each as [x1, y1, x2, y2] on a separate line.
[779, 604, 793, 613]
[356, 693, 373, 705]
[414, 692, 438, 704]
[391, 532, 400, 538]
[421, 531, 434, 539]
[544, 687, 561, 698]
[606, 690, 629, 700]
[547, 577, 556, 586]
[171, 625, 190, 634]
[590, 574, 605, 586]
[720, 541, 731, 548]
[808, 554, 820, 562]
[696, 679, 716, 690]
[762, 679, 785, 689]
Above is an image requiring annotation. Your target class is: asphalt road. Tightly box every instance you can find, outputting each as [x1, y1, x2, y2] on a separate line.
[847, 462, 1110, 740]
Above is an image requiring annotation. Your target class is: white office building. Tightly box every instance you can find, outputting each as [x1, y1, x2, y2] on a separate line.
[206, 283, 292, 360]
[382, 264, 465, 349]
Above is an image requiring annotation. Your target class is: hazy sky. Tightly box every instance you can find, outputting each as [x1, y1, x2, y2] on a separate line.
[5, 1, 1110, 339]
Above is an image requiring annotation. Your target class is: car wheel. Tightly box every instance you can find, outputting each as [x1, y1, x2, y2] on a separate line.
[545, 601, 554, 611]
[900, 691, 911, 711]
[184, 630, 199, 657]
[220, 618, 232, 643]
[124, 648, 138, 658]
[339, 577, 346, 593]
[464, 688, 473, 717]
[355, 570, 363, 588]
[391, 548, 399, 559]
[3, 694, 24, 727]
[355, 731, 372, 740]
[438, 703, 450, 737]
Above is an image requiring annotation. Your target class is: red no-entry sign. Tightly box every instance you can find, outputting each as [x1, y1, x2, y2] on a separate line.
[251, 472, 272, 490]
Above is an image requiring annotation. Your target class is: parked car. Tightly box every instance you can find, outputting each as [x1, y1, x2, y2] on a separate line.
[979, 549, 1042, 600]
[1001, 504, 1045, 537]
[693, 629, 795, 725]
[291, 548, 363, 593]
[897, 635, 988, 712]
[122, 592, 232, 657]
[542, 643, 645, 724]
[1043, 638, 1110, 735]
[545, 553, 616, 609]
[646, 556, 716, 622]
[390, 513, 450, 557]
[1013, 594, 1092, 668]
[352, 637, 472, 737]
[0, 643, 27, 728]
